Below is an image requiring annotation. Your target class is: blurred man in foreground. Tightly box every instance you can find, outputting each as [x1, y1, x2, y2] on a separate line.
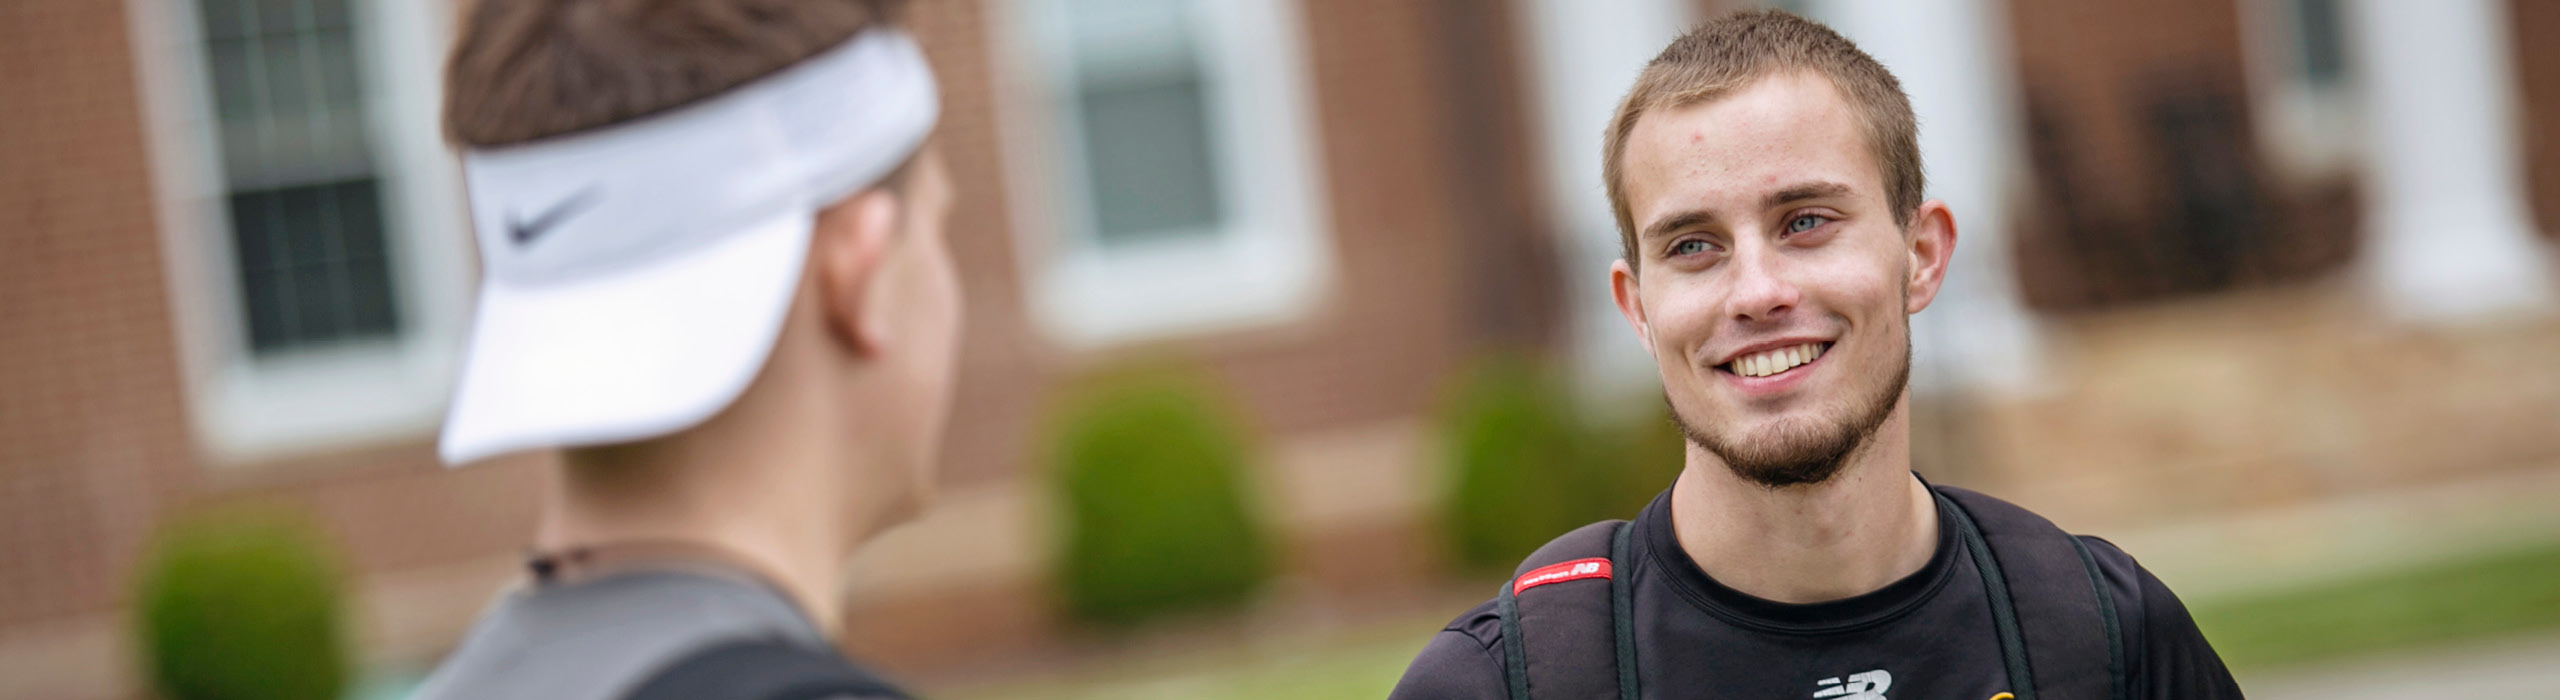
[415, 1, 957, 698]
[1391, 11, 2242, 699]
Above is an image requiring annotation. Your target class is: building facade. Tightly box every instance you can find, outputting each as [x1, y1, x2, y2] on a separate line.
[4, 0, 2558, 697]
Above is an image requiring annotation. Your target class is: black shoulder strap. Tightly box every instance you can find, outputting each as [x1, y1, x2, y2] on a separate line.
[1496, 519, 1636, 700]
[1936, 486, 2128, 700]
[626, 638, 913, 700]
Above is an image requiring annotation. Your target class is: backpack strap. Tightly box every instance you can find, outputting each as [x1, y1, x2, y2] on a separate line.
[1935, 486, 2128, 700]
[626, 638, 913, 700]
[1496, 519, 1637, 700]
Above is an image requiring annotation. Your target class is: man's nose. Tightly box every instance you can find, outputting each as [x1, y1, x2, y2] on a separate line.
[1724, 238, 1801, 322]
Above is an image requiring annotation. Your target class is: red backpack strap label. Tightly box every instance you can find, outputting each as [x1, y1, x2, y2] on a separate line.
[1513, 557, 1612, 594]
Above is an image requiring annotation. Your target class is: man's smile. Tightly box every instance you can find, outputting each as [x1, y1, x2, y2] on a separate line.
[1711, 339, 1835, 397]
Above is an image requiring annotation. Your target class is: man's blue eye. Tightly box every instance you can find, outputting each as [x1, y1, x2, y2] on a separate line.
[1787, 215, 1824, 234]
[1672, 240, 1710, 255]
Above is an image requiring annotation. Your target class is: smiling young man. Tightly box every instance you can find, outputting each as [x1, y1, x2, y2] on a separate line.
[413, 1, 958, 699]
[1390, 11, 2242, 700]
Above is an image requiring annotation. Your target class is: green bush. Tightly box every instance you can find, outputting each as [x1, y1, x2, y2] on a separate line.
[1585, 402, 1690, 519]
[133, 504, 350, 700]
[1050, 365, 1273, 627]
[1439, 357, 1607, 574]
[1439, 357, 1691, 575]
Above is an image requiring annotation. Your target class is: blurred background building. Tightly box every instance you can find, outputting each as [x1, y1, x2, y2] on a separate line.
[5, 0, 2558, 698]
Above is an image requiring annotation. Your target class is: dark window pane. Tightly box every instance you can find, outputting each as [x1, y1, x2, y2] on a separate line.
[333, 180, 384, 258]
[316, 30, 361, 109]
[1063, 0, 1225, 247]
[247, 0, 303, 34]
[199, 0, 252, 40]
[259, 37, 311, 115]
[342, 260, 399, 338]
[226, 178, 399, 355]
[208, 38, 259, 120]
[290, 256, 345, 342]
[307, 0, 352, 30]
[239, 270, 291, 350]
[1077, 73, 1224, 245]
[2294, 0, 2346, 89]
[200, 0, 392, 357]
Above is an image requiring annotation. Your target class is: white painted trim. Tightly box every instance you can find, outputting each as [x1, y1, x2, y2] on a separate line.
[126, 0, 474, 465]
[2346, 0, 2553, 322]
[989, 0, 1334, 349]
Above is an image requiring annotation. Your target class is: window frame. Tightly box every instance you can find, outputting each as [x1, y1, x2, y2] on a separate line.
[127, 0, 475, 464]
[2240, 0, 2365, 182]
[989, 0, 1334, 349]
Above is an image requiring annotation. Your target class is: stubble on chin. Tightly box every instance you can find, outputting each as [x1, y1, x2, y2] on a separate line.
[1669, 341, 1910, 490]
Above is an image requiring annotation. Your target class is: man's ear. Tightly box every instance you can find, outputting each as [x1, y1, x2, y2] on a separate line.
[1610, 258, 1657, 358]
[813, 189, 902, 355]
[1903, 200, 1957, 315]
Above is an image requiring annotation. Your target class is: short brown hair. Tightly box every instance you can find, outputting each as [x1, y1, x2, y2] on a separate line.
[1601, 10, 1922, 270]
[443, 0, 908, 148]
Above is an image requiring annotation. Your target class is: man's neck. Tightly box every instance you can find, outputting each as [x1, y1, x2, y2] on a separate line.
[536, 346, 897, 640]
[1666, 408, 1938, 604]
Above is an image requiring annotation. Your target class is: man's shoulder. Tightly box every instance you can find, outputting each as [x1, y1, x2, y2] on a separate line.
[1441, 597, 1504, 648]
[1386, 598, 1509, 700]
[412, 571, 839, 700]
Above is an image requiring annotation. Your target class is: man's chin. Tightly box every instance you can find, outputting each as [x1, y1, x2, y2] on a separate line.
[1715, 430, 1860, 488]
[1666, 336, 1912, 490]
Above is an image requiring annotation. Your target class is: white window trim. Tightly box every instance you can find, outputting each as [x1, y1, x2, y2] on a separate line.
[126, 0, 474, 465]
[2239, 0, 2364, 183]
[988, 0, 1333, 349]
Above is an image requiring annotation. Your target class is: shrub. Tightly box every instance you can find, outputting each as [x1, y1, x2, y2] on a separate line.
[133, 504, 350, 700]
[1440, 357, 1693, 575]
[1438, 356, 1612, 574]
[1586, 402, 1690, 519]
[1050, 365, 1273, 627]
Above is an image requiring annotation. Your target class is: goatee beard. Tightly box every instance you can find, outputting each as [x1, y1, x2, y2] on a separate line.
[1672, 342, 1909, 489]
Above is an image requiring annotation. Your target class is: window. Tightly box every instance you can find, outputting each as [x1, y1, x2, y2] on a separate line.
[201, 0, 400, 354]
[130, 0, 473, 463]
[995, 0, 1333, 347]
[2241, 0, 2362, 180]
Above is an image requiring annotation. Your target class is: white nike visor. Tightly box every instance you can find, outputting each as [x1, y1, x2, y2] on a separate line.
[439, 30, 939, 466]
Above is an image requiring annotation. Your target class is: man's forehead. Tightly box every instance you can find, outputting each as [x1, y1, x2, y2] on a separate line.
[1622, 72, 1879, 229]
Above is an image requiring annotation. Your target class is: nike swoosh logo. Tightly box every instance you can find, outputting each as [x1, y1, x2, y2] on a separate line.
[507, 186, 601, 247]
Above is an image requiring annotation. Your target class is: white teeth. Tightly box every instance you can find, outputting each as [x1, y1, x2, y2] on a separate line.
[1728, 343, 1825, 378]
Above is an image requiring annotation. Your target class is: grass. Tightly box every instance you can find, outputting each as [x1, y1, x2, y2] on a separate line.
[2188, 539, 2560, 670]
[948, 539, 2560, 700]
[943, 621, 1433, 700]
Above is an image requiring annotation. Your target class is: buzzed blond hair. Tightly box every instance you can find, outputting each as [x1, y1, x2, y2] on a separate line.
[1602, 10, 1922, 270]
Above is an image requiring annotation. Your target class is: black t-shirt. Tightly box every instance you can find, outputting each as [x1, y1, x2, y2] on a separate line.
[1389, 488, 2244, 699]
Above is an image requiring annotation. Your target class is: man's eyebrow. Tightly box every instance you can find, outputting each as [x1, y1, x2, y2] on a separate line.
[1639, 209, 1719, 243]
[1763, 181, 1855, 210]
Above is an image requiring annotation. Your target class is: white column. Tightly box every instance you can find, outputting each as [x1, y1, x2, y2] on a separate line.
[2349, 0, 2552, 322]
[1514, 0, 1697, 414]
[1809, 0, 2045, 395]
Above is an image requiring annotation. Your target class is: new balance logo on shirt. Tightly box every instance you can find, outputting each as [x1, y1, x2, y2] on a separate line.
[1812, 669, 1891, 700]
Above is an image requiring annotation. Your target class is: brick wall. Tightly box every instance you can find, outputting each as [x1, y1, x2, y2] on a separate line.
[2003, 0, 2361, 312]
[2512, 0, 2560, 239]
